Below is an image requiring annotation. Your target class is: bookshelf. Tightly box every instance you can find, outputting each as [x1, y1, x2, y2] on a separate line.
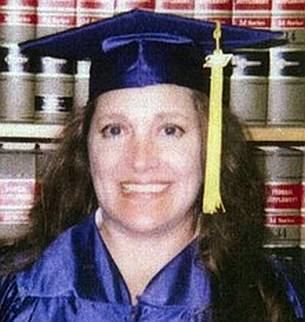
[0, 3, 304, 254]
[0, 122, 63, 142]
[245, 127, 305, 143]
[0, 122, 304, 143]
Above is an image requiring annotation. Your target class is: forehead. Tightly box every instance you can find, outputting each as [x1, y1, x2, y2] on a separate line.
[94, 84, 198, 118]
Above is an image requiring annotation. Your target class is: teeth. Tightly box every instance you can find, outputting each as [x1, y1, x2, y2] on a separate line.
[122, 183, 168, 193]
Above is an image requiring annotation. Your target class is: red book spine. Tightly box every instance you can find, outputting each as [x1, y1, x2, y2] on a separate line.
[156, 0, 194, 15]
[272, 0, 305, 11]
[194, 0, 232, 22]
[36, 0, 76, 37]
[0, 145, 36, 242]
[256, 146, 303, 248]
[76, 0, 114, 26]
[0, 0, 37, 42]
[116, 0, 155, 11]
[0, 179, 36, 210]
[195, 0, 232, 11]
[77, 0, 115, 10]
[232, 0, 271, 28]
[233, 0, 271, 11]
[271, 0, 305, 30]
[0, 0, 37, 7]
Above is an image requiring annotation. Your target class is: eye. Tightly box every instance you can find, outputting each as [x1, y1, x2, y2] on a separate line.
[161, 124, 185, 137]
[100, 124, 123, 138]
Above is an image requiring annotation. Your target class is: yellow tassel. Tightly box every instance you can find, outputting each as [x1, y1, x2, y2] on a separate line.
[202, 22, 232, 214]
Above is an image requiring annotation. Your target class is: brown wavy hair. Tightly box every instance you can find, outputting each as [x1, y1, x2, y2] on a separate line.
[0, 90, 297, 322]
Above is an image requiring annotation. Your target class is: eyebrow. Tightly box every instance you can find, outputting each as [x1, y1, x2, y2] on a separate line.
[96, 111, 193, 121]
[154, 112, 193, 121]
[96, 112, 128, 122]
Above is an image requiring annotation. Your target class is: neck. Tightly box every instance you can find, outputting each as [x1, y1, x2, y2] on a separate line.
[97, 210, 197, 304]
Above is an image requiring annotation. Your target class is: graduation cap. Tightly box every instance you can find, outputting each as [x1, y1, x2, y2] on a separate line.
[19, 10, 284, 214]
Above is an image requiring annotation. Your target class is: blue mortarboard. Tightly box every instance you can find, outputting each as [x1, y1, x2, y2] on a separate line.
[19, 10, 284, 214]
[19, 9, 283, 101]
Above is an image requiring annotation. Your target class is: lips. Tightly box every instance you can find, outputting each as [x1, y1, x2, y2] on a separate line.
[121, 183, 170, 193]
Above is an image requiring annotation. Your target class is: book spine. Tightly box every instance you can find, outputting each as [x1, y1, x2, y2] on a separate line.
[256, 146, 303, 248]
[73, 60, 90, 110]
[33, 56, 76, 124]
[271, 0, 305, 47]
[230, 49, 269, 125]
[0, 44, 35, 122]
[0, 0, 37, 43]
[116, 0, 155, 13]
[155, 0, 194, 17]
[194, 0, 232, 23]
[76, 0, 114, 26]
[0, 143, 36, 243]
[232, 0, 271, 29]
[36, 0, 76, 38]
[267, 47, 305, 126]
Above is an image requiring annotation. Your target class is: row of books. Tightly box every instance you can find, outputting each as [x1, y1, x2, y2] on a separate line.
[1, 45, 304, 126]
[0, 1, 304, 125]
[230, 46, 305, 127]
[0, 143, 304, 247]
[0, 0, 304, 43]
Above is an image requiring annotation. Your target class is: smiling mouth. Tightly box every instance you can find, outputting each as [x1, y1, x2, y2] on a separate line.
[121, 183, 169, 193]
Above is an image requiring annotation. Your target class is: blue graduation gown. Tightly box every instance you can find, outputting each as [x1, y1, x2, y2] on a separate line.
[0, 214, 213, 321]
[0, 213, 304, 321]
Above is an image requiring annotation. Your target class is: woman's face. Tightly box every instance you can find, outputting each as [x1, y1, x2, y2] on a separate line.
[88, 84, 204, 236]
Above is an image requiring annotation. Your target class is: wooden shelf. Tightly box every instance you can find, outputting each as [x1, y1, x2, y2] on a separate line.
[0, 123, 304, 143]
[245, 127, 305, 142]
[0, 123, 63, 141]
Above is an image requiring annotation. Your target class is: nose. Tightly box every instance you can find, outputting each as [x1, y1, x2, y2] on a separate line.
[130, 137, 160, 172]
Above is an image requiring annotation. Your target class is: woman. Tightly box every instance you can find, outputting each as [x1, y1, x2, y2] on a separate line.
[0, 9, 304, 322]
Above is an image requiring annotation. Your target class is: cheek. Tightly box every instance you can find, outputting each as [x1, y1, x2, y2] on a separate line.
[89, 141, 123, 175]
[179, 156, 202, 197]
[169, 139, 203, 198]
[163, 137, 202, 177]
[88, 144, 120, 202]
[89, 147, 121, 211]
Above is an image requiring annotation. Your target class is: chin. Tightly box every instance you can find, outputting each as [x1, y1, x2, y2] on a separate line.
[118, 207, 191, 238]
[121, 212, 170, 235]
[101, 198, 194, 237]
